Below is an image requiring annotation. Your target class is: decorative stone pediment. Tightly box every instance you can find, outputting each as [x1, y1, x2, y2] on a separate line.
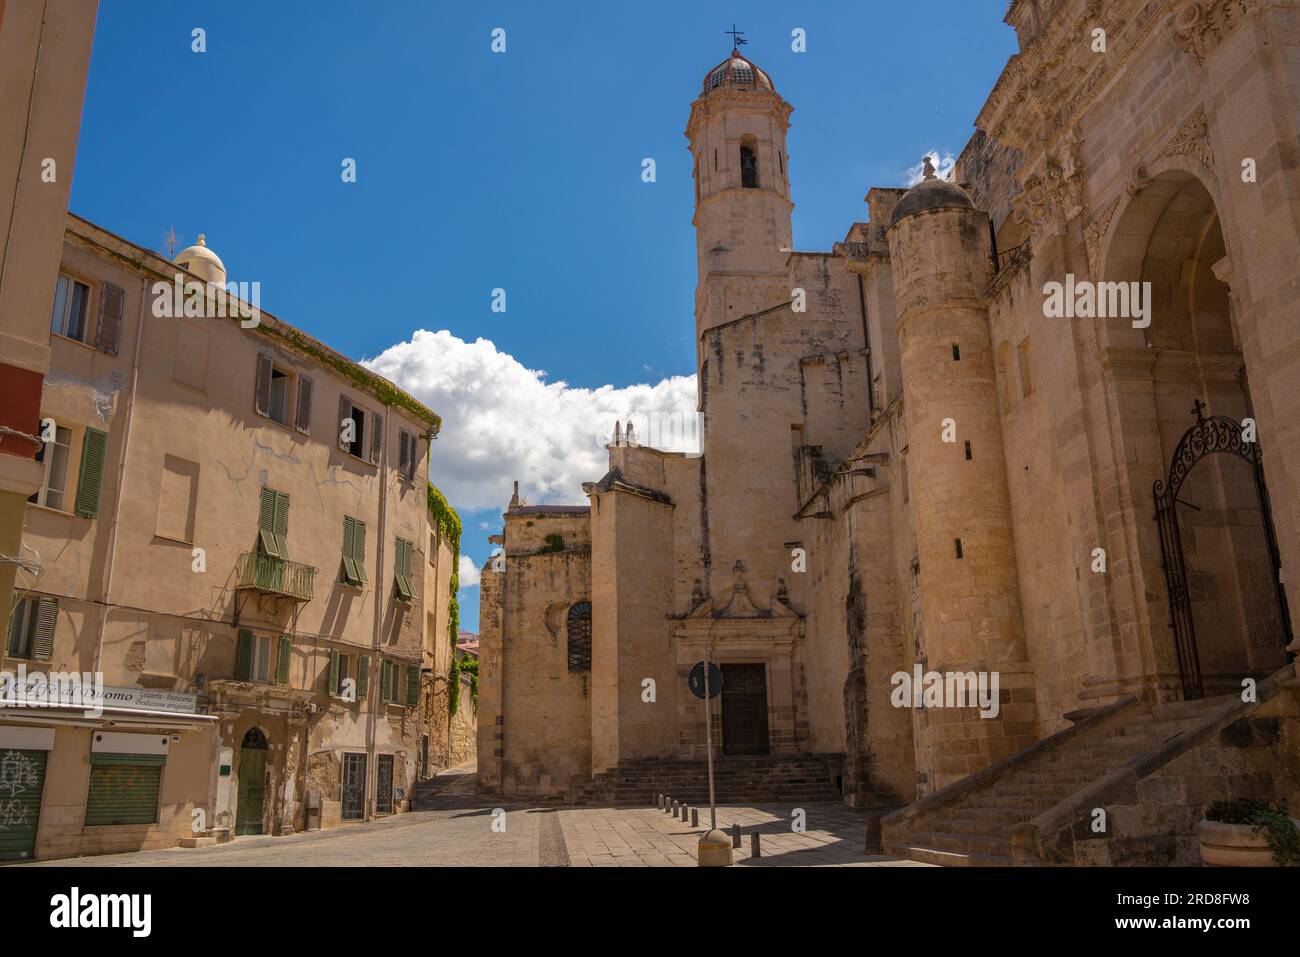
[683, 561, 798, 620]
[1171, 0, 1262, 66]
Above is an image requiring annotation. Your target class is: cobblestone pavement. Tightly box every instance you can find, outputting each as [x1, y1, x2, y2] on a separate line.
[22, 763, 927, 867]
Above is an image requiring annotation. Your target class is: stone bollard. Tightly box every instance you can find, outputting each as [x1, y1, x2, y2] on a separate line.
[657, 793, 664, 809]
[697, 828, 734, 867]
[730, 823, 741, 848]
[691, 807, 699, 828]
[750, 832, 761, 858]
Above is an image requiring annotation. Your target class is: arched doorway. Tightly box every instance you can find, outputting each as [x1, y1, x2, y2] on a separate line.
[1103, 167, 1291, 698]
[235, 727, 269, 836]
[1154, 405, 1292, 698]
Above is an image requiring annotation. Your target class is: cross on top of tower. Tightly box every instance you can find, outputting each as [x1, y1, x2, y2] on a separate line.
[725, 24, 747, 51]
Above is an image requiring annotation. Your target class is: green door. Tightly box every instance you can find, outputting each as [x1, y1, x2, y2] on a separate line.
[236, 747, 267, 835]
[0, 748, 47, 863]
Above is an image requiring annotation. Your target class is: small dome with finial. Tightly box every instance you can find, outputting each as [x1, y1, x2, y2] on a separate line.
[174, 233, 227, 284]
[891, 157, 974, 226]
[703, 48, 775, 94]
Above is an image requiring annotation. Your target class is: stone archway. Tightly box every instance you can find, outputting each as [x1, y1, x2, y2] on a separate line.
[235, 727, 269, 836]
[1102, 168, 1286, 697]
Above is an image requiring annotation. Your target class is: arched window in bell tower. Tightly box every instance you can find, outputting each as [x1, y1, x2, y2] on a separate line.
[740, 138, 758, 189]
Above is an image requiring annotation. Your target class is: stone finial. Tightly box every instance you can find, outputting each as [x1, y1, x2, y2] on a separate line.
[626, 421, 637, 447]
[613, 421, 623, 446]
[922, 156, 936, 181]
[509, 480, 520, 508]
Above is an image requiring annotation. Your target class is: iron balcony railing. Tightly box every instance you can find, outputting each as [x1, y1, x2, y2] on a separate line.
[235, 550, 316, 602]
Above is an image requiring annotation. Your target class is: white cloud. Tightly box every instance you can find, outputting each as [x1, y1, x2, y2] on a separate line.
[458, 554, 481, 589]
[362, 329, 698, 511]
[905, 150, 957, 187]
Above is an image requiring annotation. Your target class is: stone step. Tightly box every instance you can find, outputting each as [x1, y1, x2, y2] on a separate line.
[885, 842, 1012, 867]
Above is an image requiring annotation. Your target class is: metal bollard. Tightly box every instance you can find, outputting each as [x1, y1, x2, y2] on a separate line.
[731, 823, 741, 848]
[750, 832, 761, 858]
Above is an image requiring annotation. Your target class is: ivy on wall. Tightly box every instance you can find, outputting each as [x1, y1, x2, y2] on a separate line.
[428, 482, 468, 716]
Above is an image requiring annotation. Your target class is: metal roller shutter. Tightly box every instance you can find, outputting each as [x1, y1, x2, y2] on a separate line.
[0, 748, 47, 861]
[84, 753, 165, 826]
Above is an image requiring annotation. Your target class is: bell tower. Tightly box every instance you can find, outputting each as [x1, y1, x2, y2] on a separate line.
[686, 45, 794, 343]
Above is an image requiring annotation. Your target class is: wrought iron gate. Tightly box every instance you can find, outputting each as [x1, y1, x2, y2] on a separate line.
[341, 753, 366, 820]
[1153, 402, 1293, 699]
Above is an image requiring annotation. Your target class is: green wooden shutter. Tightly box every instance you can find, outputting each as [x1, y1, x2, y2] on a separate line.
[85, 753, 164, 826]
[31, 598, 56, 662]
[236, 629, 253, 680]
[74, 427, 108, 518]
[0, 749, 46, 861]
[277, 635, 291, 686]
[6, 607, 20, 657]
[357, 655, 370, 700]
[406, 666, 420, 707]
[329, 649, 340, 696]
[273, 491, 289, 557]
[381, 659, 392, 703]
[353, 519, 367, 584]
[341, 518, 359, 584]
[394, 538, 414, 601]
[258, 488, 280, 558]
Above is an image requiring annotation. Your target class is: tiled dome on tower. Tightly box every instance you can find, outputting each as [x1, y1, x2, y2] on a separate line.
[702, 49, 775, 93]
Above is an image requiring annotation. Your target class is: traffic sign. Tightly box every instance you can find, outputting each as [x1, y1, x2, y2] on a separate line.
[688, 661, 723, 699]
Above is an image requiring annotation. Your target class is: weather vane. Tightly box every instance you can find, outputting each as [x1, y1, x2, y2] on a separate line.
[725, 24, 747, 51]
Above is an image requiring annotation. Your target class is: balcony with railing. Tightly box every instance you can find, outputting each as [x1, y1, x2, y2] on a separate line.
[235, 550, 316, 602]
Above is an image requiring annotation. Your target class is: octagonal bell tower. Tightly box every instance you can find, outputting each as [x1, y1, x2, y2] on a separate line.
[687, 47, 794, 342]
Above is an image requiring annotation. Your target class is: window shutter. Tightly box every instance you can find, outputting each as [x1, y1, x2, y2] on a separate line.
[381, 659, 392, 703]
[357, 654, 370, 700]
[295, 376, 313, 434]
[329, 649, 340, 696]
[95, 282, 125, 356]
[236, 629, 253, 680]
[254, 354, 273, 417]
[32, 598, 57, 662]
[273, 491, 290, 557]
[6, 605, 21, 656]
[353, 519, 367, 584]
[341, 517, 357, 584]
[338, 395, 353, 452]
[258, 487, 280, 558]
[406, 666, 420, 708]
[277, 635, 292, 686]
[74, 427, 108, 518]
[398, 431, 411, 479]
[369, 411, 383, 465]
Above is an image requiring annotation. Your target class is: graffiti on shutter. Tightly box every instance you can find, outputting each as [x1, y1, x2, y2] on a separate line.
[95, 282, 125, 356]
[295, 375, 313, 434]
[254, 354, 273, 417]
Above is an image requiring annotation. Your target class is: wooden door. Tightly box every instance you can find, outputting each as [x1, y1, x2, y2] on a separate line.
[721, 663, 769, 755]
[235, 747, 266, 835]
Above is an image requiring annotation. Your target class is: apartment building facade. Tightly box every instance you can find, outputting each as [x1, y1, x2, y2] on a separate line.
[1, 214, 449, 861]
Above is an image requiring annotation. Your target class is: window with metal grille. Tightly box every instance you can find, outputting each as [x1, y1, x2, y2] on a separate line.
[566, 601, 591, 672]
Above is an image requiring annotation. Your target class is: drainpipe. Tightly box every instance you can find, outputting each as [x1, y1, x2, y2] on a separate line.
[364, 405, 390, 818]
[857, 273, 875, 416]
[93, 277, 147, 675]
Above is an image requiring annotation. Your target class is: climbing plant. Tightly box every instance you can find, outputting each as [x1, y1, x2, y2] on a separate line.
[428, 482, 465, 715]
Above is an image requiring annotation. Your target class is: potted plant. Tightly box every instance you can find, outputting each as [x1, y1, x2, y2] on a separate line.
[1199, 799, 1300, 867]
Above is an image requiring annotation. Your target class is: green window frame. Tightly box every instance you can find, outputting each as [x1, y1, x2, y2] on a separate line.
[406, 665, 420, 708]
[380, 659, 393, 704]
[341, 516, 367, 586]
[277, 635, 292, 686]
[257, 488, 289, 558]
[393, 537, 414, 602]
[356, 654, 370, 700]
[74, 426, 108, 518]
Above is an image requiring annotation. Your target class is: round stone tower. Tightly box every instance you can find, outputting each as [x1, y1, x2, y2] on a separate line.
[887, 163, 1037, 790]
[686, 47, 793, 338]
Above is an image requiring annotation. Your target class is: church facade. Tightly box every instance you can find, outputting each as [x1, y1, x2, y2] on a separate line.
[479, 0, 1300, 864]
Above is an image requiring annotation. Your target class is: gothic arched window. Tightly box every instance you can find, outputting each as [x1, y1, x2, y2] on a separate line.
[740, 146, 758, 188]
[567, 601, 592, 672]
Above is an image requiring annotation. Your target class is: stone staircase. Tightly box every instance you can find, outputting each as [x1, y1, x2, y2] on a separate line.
[411, 762, 480, 810]
[882, 684, 1277, 866]
[564, 754, 842, 807]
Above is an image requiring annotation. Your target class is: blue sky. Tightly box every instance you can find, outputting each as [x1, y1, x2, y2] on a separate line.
[71, 0, 1018, 631]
